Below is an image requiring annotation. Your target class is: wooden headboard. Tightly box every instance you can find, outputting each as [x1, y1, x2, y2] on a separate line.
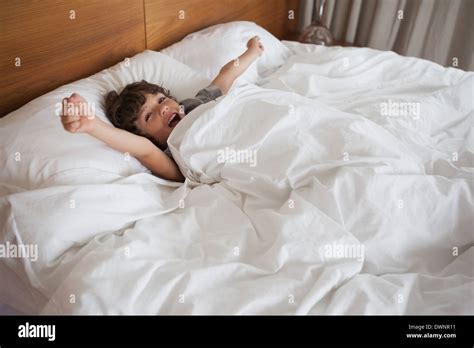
[1, 0, 300, 117]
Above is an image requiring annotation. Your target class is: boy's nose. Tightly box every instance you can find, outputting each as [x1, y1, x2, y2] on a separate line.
[160, 105, 169, 117]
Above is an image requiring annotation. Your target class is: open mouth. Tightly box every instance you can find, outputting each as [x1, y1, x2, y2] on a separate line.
[167, 112, 180, 128]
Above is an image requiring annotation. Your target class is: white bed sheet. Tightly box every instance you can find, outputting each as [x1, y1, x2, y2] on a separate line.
[1, 41, 472, 314]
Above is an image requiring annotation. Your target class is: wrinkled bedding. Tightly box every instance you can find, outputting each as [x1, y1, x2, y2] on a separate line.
[1, 42, 473, 314]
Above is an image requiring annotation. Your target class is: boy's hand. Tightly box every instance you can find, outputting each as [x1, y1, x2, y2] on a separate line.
[211, 36, 264, 95]
[60, 93, 96, 133]
[246, 36, 264, 57]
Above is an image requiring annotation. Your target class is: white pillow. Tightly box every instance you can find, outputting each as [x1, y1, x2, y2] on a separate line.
[0, 51, 210, 189]
[161, 21, 291, 85]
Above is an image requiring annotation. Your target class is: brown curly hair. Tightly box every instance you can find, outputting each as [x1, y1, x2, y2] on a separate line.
[105, 80, 177, 148]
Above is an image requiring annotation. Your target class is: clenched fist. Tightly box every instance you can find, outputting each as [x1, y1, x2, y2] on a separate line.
[247, 35, 264, 57]
[60, 93, 96, 133]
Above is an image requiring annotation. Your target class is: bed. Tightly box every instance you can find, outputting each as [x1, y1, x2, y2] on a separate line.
[1, 13, 473, 314]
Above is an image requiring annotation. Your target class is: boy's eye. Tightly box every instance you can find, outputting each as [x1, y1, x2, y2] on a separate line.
[145, 112, 152, 122]
[159, 96, 166, 104]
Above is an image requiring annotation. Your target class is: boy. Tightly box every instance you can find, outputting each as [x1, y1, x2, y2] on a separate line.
[60, 36, 264, 182]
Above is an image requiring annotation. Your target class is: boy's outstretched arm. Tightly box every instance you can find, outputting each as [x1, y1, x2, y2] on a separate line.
[211, 36, 264, 95]
[60, 93, 185, 182]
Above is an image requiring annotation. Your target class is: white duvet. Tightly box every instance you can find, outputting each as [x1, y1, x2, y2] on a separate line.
[1, 42, 473, 314]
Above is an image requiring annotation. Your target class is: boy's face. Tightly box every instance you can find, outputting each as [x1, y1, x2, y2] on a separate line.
[135, 92, 184, 148]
